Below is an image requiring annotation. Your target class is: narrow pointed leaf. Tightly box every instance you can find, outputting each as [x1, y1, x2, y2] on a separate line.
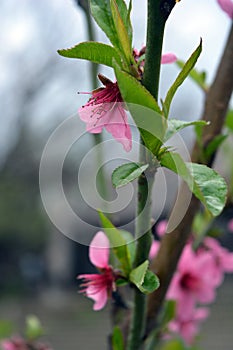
[58, 42, 122, 67]
[160, 151, 227, 216]
[164, 119, 209, 142]
[112, 326, 124, 350]
[110, 0, 132, 62]
[98, 211, 134, 274]
[114, 0, 133, 45]
[176, 59, 208, 91]
[112, 162, 149, 188]
[90, 0, 119, 48]
[164, 40, 202, 117]
[160, 300, 176, 329]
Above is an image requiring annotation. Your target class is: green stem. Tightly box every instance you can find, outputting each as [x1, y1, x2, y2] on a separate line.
[126, 1, 171, 349]
[126, 147, 155, 350]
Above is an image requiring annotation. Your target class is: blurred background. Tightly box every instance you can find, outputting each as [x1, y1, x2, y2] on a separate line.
[0, 0, 233, 349]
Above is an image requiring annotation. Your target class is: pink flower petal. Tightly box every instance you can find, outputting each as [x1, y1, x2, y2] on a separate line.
[104, 104, 132, 152]
[89, 231, 110, 268]
[86, 285, 108, 310]
[161, 53, 177, 64]
[156, 220, 167, 237]
[1, 341, 17, 350]
[217, 0, 233, 18]
[149, 240, 160, 260]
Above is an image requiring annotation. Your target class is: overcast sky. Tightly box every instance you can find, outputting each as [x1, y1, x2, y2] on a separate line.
[0, 0, 232, 163]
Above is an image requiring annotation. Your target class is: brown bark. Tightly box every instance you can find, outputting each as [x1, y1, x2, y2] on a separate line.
[146, 22, 233, 335]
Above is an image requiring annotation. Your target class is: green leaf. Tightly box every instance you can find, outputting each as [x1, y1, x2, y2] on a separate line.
[110, 0, 132, 63]
[90, 0, 119, 48]
[0, 320, 14, 339]
[130, 260, 148, 287]
[25, 315, 44, 341]
[187, 163, 227, 216]
[164, 40, 202, 118]
[112, 162, 149, 188]
[129, 261, 160, 294]
[98, 211, 134, 275]
[119, 230, 136, 267]
[139, 270, 160, 294]
[225, 109, 233, 132]
[90, 0, 132, 65]
[176, 59, 208, 91]
[158, 339, 187, 350]
[57, 42, 122, 68]
[160, 152, 227, 216]
[204, 134, 227, 160]
[113, 61, 166, 155]
[116, 0, 133, 45]
[159, 300, 176, 329]
[164, 119, 209, 142]
[112, 326, 124, 350]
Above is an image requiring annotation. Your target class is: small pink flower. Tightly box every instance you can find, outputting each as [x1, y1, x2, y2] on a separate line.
[133, 47, 177, 65]
[161, 53, 177, 64]
[149, 239, 160, 260]
[156, 220, 167, 237]
[167, 244, 218, 317]
[1, 340, 17, 350]
[217, 0, 233, 18]
[77, 231, 116, 310]
[1, 337, 27, 350]
[228, 218, 233, 232]
[169, 307, 209, 345]
[203, 237, 233, 278]
[78, 74, 132, 152]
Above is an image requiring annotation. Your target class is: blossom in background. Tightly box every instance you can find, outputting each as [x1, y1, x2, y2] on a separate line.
[156, 220, 167, 237]
[148, 220, 233, 345]
[228, 218, 233, 232]
[167, 243, 219, 317]
[217, 0, 233, 18]
[202, 237, 233, 284]
[77, 231, 116, 310]
[168, 307, 209, 345]
[78, 74, 132, 152]
[149, 239, 160, 260]
[133, 47, 177, 67]
[1, 337, 51, 350]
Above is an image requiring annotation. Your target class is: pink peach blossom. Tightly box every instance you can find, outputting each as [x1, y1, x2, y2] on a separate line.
[78, 231, 116, 310]
[203, 237, 233, 281]
[78, 74, 132, 152]
[169, 307, 209, 345]
[1, 340, 18, 350]
[217, 0, 233, 18]
[167, 244, 218, 317]
[156, 220, 167, 237]
[161, 53, 177, 64]
[149, 239, 160, 260]
[133, 47, 177, 65]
